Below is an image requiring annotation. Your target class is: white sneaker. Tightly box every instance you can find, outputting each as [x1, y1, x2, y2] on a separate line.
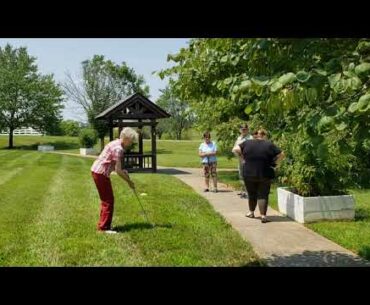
[104, 230, 117, 234]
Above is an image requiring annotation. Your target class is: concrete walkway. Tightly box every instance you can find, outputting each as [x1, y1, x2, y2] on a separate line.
[158, 166, 370, 267]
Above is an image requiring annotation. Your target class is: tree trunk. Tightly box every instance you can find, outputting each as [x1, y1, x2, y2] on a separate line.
[100, 137, 105, 152]
[8, 127, 14, 149]
[176, 130, 182, 140]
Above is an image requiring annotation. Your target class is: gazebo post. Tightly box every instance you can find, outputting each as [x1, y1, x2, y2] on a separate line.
[138, 120, 143, 168]
[151, 120, 157, 173]
[109, 118, 113, 141]
[118, 119, 123, 137]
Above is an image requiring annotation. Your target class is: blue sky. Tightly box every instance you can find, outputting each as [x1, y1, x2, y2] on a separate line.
[0, 38, 189, 122]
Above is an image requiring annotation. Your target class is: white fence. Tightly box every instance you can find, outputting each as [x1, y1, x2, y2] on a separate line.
[0, 127, 44, 136]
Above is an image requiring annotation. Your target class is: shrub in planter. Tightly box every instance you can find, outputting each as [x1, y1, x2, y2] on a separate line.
[79, 128, 98, 148]
[277, 131, 352, 197]
[79, 128, 98, 155]
[275, 131, 356, 222]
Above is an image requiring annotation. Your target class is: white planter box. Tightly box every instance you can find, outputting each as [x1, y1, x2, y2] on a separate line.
[80, 148, 95, 156]
[38, 145, 54, 152]
[277, 187, 355, 223]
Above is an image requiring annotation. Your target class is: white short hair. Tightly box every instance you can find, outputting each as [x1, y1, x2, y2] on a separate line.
[120, 127, 138, 142]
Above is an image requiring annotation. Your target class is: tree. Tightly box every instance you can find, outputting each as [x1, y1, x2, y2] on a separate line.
[160, 38, 370, 195]
[156, 86, 195, 140]
[60, 119, 82, 136]
[63, 55, 149, 151]
[0, 44, 64, 148]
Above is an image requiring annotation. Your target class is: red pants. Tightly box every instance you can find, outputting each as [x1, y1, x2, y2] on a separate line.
[92, 172, 114, 231]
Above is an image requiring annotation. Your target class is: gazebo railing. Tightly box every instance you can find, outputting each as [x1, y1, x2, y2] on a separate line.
[123, 153, 154, 172]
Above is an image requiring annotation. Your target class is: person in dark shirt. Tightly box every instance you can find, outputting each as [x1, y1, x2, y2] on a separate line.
[233, 129, 285, 223]
[232, 123, 253, 198]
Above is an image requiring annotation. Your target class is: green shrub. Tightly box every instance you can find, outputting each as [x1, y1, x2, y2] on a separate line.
[60, 120, 81, 137]
[79, 128, 98, 148]
[276, 131, 353, 196]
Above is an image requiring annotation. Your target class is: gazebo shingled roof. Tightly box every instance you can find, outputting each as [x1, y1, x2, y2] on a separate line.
[96, 93, 170, 120]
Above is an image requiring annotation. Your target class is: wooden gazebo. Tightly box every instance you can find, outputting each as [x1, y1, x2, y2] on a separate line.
[95, 93, 170, 173]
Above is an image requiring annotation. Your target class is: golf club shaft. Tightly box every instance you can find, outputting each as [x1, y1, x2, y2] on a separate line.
[133, 189, 151, 224]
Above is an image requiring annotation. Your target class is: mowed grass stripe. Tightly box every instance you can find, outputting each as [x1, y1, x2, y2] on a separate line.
[25, 155, 146, 266]
[0, 168, 24, 187]
[0, 152, 44, 186]
[0, 152, 63, 265]
[0, 151, 42, 169]
[0, 150, 17, 160]
[112, 173, 261, 266]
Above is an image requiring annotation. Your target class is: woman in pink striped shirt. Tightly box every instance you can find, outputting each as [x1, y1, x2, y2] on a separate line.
[91, 127, 138, 234]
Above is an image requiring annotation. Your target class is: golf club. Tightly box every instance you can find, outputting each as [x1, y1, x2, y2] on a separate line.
[132, 188, 155, 228]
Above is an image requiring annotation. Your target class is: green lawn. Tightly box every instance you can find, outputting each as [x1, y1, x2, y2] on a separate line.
[0, 135, 80, 152]
[0, 135, 238, 168]
[217, 170, 243, 190]
[143, 139, 237, 168]
[306, 189, 370, 260]
[0, 150, 262, 266]
[217, 170, 370, 261]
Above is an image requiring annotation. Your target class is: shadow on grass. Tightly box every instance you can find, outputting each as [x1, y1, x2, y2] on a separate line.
[156, 149, 173, 154]
[240, 260, 267, 267]
[218, 170, 238, 174]
[0, 146, 27, 150]
[359, 246, 370, 261]
[355, 207, 370, 221]
[113, 222, 173, 232]
[157, 168, 192, 175]
[145, 149, 173, 155]
[260, 215, 294, 223]
[264, 250, 370, 267]
[3, 141, 80, 151]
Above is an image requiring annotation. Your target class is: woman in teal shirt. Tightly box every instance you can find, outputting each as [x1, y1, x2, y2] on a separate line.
[198, 131, 218, 192]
